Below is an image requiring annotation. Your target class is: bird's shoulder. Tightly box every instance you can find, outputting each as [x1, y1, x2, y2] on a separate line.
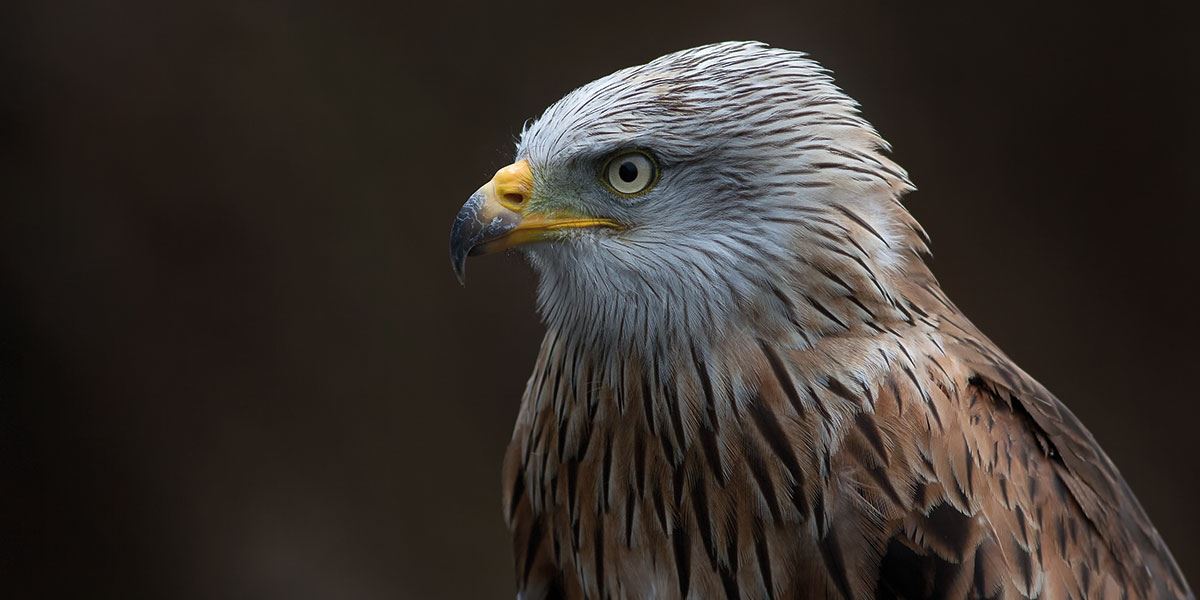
[942, 329, 1193, 599]
[763, 311, 1193, 599]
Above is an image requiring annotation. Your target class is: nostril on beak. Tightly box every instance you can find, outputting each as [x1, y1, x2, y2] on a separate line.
[492, 159, 533, 211]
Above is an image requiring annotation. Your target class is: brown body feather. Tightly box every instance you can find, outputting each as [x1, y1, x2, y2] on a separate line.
[502, 250, 1191, 599]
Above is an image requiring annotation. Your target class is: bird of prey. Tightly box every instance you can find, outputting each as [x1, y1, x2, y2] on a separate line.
[449, 42, 1192, 599]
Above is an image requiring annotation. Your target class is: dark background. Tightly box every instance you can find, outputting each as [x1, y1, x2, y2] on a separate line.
[3, 1, 1197, 598]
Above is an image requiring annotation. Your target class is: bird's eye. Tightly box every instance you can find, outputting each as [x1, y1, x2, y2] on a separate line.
[603, 151, 657, 196]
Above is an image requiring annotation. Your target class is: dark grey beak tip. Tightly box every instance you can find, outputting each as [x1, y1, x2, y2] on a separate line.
[449, 222, 473, 286]
[451, 254, 468, 286]
[448, 191, 488, 287]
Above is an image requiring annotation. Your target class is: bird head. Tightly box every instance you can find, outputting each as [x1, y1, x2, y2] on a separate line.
[451, 42, 921, 350]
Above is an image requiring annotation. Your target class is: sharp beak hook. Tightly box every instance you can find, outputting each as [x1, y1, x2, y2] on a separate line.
[448, 189, 520, 285]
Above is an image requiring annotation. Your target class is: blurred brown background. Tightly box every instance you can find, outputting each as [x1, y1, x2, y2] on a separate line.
[2, 1, 1197, 598]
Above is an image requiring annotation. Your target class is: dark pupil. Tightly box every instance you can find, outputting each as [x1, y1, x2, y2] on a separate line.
[618, 161, 639, 183]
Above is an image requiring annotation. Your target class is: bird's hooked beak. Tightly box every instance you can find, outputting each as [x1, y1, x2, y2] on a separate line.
[449, 159, 620, 284]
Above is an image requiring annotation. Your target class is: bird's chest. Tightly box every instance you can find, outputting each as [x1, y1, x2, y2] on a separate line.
[502, 388, 849, 600]
[505, 397, 694, 594]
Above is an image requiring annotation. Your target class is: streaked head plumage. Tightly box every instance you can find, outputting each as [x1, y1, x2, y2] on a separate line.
[453, 41, 925, 351]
